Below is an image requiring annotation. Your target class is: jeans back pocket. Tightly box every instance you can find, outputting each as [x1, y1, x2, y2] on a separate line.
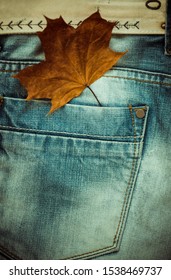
[0, 98, 149, 259]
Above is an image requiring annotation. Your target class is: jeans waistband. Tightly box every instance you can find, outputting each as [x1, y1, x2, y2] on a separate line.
[0, 1, 170, 67]
[0, 0, 167, 35]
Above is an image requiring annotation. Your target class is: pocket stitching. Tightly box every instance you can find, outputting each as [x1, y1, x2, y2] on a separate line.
[113, 105, 140, 246]
[0, 124, 144, 140]
[65, 106, 144, 260]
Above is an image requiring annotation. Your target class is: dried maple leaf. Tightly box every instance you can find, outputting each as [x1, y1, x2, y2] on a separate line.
[14, 11, 126, 113]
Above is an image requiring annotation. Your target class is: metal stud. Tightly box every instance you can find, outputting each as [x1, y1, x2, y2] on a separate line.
[135, 108, 145, 119]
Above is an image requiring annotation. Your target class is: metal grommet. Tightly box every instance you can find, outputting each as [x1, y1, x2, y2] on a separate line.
[135, 108, 146, 119]
[161, 22, 166, 30]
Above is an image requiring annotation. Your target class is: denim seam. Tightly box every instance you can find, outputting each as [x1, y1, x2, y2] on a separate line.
[112, 67, 171, 79]
[0, 69, 19, 73]
[0, 125, 143, 140]
[1, 64, 171, 78]
[0, 60, 39, 65]
[1, 69, 171, 86]
[1, 65, 171, 78]
[104, 75, 171, 87]
[0, 245, 20, 260]
[113, 105, 138, 246]
[67, 105, 141, 260]
[1, 96, 147, 108]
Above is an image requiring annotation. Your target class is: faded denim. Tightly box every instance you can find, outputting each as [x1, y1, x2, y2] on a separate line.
[0, 2, 171, 260]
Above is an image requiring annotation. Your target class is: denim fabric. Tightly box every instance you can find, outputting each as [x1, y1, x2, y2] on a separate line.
[0, 7, 171, 260]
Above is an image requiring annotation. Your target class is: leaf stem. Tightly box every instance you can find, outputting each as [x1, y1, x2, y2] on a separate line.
[86, 85, 102, 106]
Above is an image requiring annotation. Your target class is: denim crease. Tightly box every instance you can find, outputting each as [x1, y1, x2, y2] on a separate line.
[0, 1, 171, 260]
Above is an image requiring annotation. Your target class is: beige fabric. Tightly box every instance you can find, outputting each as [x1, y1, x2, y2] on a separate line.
[0, 0, 166, 35]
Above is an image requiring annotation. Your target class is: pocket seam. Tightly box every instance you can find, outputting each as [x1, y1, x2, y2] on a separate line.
[65, 106, 144, 260]
[0, 124, 144, 140]
[113, 105, 141, 246]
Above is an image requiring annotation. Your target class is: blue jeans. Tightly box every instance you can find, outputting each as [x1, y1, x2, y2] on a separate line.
[0, 3, 171, 260]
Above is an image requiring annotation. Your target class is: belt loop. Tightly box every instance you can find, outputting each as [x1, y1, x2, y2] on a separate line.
[165, 0, 171, 55]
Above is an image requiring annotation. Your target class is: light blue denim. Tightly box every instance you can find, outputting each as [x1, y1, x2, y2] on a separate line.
[0, 2, 171, 260]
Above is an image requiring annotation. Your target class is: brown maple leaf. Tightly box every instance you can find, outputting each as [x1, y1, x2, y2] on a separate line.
[14, 11, 126, 114]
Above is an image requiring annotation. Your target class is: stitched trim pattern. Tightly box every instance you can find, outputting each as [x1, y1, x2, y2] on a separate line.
[0, 20, 140, 32]
[115, 21, 140, 30]
[0, 20, 45, 31]
[0, 20, 86, 31]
